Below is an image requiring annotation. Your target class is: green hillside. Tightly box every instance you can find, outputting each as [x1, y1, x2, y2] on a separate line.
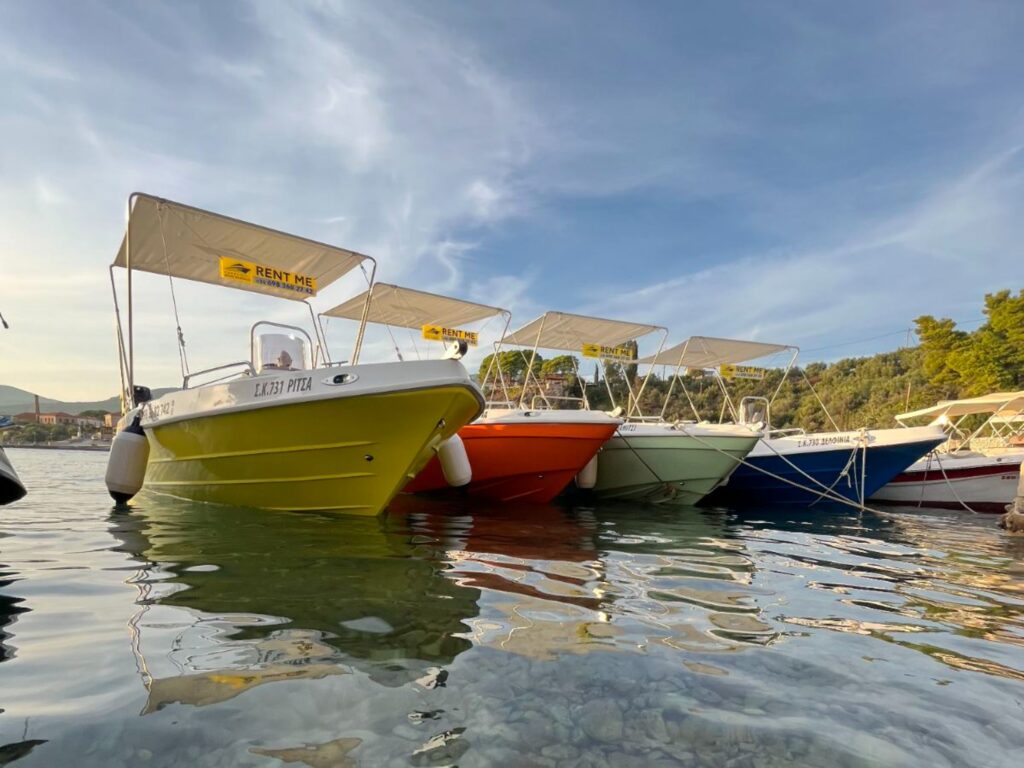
[0, 385, 173, 416]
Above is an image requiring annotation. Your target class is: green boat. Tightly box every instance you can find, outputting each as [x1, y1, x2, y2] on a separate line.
[594, 422, 760, 504]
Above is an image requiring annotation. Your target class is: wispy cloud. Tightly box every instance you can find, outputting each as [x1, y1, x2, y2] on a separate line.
[596, 140, 1024, 356]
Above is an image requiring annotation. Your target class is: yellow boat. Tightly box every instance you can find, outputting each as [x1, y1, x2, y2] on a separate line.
[106, 194, 483, 514]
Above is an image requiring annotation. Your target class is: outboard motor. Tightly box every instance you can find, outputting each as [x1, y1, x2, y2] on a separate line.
[437, 434, 472, 487]
[105, 413, 149, 505]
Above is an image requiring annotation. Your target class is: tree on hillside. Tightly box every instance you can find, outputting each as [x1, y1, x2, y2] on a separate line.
[478, 350, 544, 385]
[539, 355, 577, 378]
[963, 289, 1024, 391]
[914, 316, 969, 396]
[916, 289, 1024, 396]
[539, 355, 583, 400]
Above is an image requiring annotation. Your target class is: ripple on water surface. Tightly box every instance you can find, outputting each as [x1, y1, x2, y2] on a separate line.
[0, 448, 1022, 767]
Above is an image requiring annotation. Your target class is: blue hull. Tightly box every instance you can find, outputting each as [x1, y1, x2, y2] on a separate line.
[706, 436, 946, 506]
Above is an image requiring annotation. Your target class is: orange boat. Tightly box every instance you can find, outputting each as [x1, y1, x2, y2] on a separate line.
[322, 285, 623, 504]
[404, 409, 620, 503]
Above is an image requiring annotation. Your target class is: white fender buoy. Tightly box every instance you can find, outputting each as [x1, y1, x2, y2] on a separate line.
[437, 433, 471, 487]
[105, 416, 150, 505]
[576, 454, 599, 489]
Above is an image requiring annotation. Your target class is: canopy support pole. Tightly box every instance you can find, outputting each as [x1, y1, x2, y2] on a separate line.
[307, 301, 330, 366]
[109, 266, 130, 414]
[479, 311, 512, 400]
[518, 314, 548, 409]
[351, 259, 378, 364]
[626, 327, 667, 419]
[126, 193, 137, 408]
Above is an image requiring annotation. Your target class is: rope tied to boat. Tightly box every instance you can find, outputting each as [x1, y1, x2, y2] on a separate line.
[614, 430, 673, 498]
[931, 451, 981, 514]
[673, 423, 886, 514]
[157, 204, 189, 379]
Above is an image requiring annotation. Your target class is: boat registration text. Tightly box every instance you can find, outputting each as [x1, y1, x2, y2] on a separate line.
[796, 434, 859, 448]
[254, 376, 313, 398]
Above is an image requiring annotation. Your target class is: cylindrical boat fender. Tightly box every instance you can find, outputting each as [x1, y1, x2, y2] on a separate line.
[576, 454, 599, 489]
[105, 415, 149, 505]
[437, 433, 471, 487]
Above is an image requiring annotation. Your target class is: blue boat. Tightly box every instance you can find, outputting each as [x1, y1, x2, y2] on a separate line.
[706, 426, 948, 506]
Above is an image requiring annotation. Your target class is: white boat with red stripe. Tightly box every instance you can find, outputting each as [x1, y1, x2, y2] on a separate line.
[871, 391, 1024, 512]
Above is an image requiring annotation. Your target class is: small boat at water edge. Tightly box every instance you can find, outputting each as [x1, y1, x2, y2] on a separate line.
[500, 312, 760, 504]
[0, 331, 27, 504]
[105, 194, 483, 515]
[0, 446, 26, 505]
[322, 285, 620, 503]
[872, 391, 1024, 511]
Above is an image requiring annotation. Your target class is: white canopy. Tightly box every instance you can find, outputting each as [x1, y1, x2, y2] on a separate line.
[501, 311, 664, 352]
[113, 193, 370, 301]
[322, 283, 507, 329]
[638, 336, 793, 368]
[897, 391, 1024, 424]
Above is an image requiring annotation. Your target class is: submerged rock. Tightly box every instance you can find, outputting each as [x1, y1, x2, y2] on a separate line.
[998, 508, 1024, 533]
[577, 699, 625, 743]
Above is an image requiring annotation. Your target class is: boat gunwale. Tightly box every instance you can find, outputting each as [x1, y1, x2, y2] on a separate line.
[138, 375, 485, 430]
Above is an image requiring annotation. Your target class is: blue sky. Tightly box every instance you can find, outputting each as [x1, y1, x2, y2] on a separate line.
[1, 0, 1022, 398]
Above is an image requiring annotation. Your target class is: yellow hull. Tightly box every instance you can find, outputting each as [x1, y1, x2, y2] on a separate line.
[143, 385, 481, 514]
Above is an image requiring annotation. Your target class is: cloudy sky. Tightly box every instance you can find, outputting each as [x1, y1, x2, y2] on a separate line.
[1, 0, 1022, 399]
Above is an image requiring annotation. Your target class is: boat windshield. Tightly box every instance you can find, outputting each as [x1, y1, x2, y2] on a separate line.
[254, 331, 312, 373]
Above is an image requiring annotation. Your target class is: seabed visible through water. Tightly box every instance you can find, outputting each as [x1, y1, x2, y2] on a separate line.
[0, 448, 1022, 767]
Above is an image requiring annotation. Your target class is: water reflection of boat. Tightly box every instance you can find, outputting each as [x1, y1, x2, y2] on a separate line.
[403, 500, 777, 659]
[108, 496, 482, 711]
[0, 560, 28, 663]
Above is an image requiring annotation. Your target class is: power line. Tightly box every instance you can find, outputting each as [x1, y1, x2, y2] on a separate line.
[801, 316, 988, 356]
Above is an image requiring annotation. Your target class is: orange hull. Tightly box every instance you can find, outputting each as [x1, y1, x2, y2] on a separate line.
[403, 421, 618, 503]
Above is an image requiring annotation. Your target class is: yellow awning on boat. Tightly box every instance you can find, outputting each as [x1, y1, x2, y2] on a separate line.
[637, 336, 794, 368]
[322, 283, 508, 329]
[112, 193, 371, 301]
[501, 311, 664, 352]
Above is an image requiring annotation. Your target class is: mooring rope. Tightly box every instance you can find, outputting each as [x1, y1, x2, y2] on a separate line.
[158, 208, 189, 379]
[672, 423, 887, 514]
[932, 451, 981, 514]
[808, 440, 863, 508]
[614, 430, 677, 501]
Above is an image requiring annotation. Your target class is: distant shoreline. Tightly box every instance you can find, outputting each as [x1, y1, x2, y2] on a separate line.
[4, 443, 110, 452]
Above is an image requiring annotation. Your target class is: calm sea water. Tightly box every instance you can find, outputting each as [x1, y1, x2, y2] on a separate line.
[1, 449, 1022, 768]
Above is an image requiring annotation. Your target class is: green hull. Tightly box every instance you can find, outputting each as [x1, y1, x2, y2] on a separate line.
[594, 433, 758, 504]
